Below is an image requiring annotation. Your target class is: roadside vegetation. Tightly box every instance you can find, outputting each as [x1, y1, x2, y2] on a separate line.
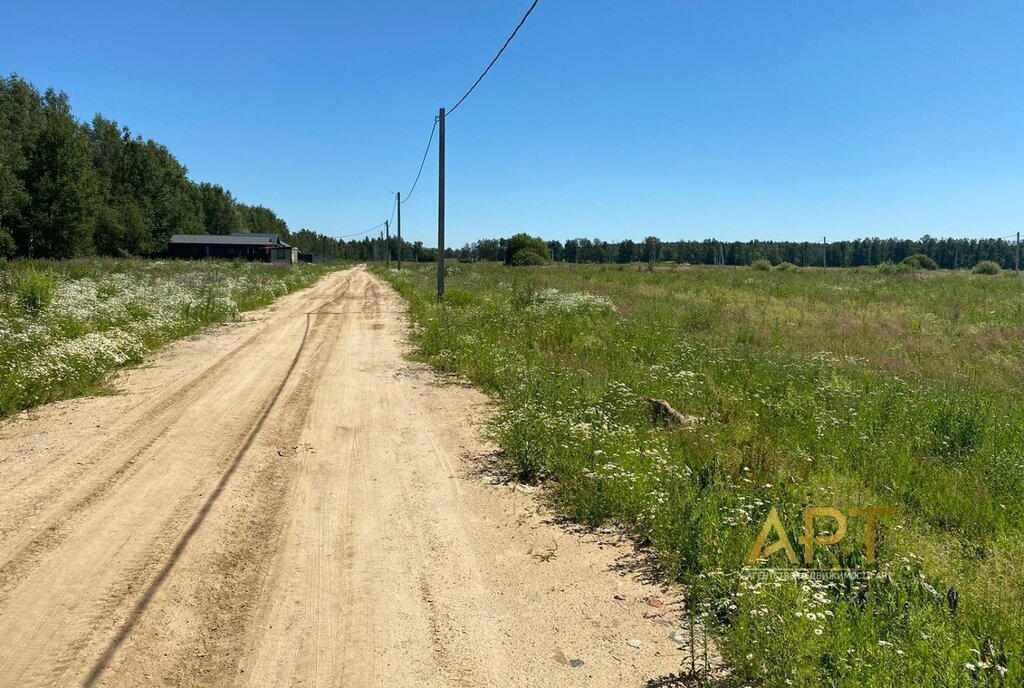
[379, 262, 1024, 687]
[0, 258, 332, 419]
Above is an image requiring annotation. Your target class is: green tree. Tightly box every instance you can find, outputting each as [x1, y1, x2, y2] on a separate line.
[21, 89, 98, 258]
[0, 76, 44, 252]
[93, 201, 147, 255]
[504, 233, 550, 266]
[120, 137, 202, 251]
[237, 204, 289, 237]
[198, 183, 239, 235]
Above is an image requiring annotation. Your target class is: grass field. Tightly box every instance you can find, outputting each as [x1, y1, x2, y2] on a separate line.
[0, 258, 334, 420]
[378, 262, 1023, 687]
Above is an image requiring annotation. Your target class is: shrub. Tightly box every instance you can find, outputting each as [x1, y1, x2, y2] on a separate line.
[775, 261, 798, 271]
[0, 229, 16, 260]
[876, 260, 915, 275]
[504, 233, 550, 266]
[750, 258, 772, 271]
[901, 253, 939, 270]
[11, 267, 56, 313]
[973, 260, 1001, 275]
[509, 248, 549, 266]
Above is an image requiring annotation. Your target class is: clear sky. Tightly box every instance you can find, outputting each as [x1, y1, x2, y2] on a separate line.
[2, 1, 1022, 248]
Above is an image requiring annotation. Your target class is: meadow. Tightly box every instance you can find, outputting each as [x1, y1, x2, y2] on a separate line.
[378, 262, 1024, 687]
[0, 258, 333, 419]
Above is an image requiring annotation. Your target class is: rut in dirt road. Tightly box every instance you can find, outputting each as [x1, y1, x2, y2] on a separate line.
[0, 266, 710, 687]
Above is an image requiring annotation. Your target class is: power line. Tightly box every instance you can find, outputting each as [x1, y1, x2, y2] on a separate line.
[332, 221, 387, 240]
[401, 117, 438, 203]
[447, 0, 539, 116]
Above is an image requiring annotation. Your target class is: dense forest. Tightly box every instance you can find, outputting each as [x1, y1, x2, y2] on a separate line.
[2, 74, 1017, 269]
[0, 75, 292, 259]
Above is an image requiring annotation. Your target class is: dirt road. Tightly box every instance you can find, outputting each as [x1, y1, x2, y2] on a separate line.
[0, 267, 700, 687]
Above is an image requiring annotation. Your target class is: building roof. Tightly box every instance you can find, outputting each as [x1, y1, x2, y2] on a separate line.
[231, 233, 290, 247]
[169, 234, 290, 247]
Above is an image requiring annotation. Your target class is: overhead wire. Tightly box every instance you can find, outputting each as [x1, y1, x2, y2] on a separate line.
[340, 0, 539, 250]
[400, 117, 438, 204]
[331, 221, 387, 240]
[447, 0, 539, 116]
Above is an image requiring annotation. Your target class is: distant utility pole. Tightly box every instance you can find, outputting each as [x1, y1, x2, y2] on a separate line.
[437, 107, 446, 301]
[823, 236, 827, 268]
[396, 192, 402, 271]
[1016, 231, 1020, 276]
[385, 220, 391, 269]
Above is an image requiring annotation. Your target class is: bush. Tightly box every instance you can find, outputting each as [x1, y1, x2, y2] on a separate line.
[973, 260, 1001, 275]
[751, 258, 772, 271]
[901, 253, 939, 270]
[11, 267, 56, 313]
[775, 261, 798, 271]
[0, 229, 16, 260]
[509, 249, 549, 266]
[876, 260, 916, 275]
[504, 233, 550, 266]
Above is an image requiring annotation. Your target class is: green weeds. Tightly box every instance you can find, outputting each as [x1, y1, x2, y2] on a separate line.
[378, 262, 1024, 687]
[0, 258, 333, 418]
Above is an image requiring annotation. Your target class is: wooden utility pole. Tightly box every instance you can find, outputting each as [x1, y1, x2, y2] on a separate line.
[823, 236, 827, 268]
[396, 192, 402, 271]
[437, 108, 446, 300]
[385, 220, 390, 269]
[1016, 231, 1020, 276]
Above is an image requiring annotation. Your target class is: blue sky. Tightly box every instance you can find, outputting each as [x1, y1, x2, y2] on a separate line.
[3, 1, 1022, 247]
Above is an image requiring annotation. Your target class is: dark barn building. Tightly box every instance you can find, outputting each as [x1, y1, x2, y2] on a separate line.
[168, 233, 298, 263]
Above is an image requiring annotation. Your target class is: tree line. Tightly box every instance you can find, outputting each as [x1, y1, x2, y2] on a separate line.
[453, 234, 1019, 269]
[287, 229, 441, 263]
[0, 74, 290, 259]
[3, 75, 1016, 269]
[305, 232, 1020, 269]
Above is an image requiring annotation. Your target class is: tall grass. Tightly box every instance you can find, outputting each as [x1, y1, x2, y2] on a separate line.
[377, 262, 1024, 687]
[0, 258, 334, 418]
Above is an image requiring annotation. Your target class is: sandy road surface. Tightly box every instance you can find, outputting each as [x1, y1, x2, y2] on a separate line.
[0, 266, 701, 687]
